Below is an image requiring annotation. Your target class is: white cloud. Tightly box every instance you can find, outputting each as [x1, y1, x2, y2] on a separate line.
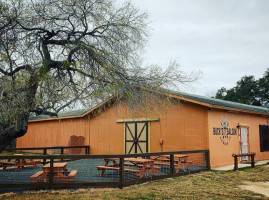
[130, 0, 269, 95]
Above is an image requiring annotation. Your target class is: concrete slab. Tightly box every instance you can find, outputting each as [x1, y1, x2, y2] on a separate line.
[239, 181, 269, 197]
[212, 159, 269, 171]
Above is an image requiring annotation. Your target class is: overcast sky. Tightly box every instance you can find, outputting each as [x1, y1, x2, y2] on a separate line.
[130, 0, 269, 96]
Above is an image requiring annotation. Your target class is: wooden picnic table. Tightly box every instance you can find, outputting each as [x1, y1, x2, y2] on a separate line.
[125, 158, 160, 178]
[30, 162, 77, 183]
[104, 158, 119, 167]
[153, 154, 192, 173]
[97, 158, 160, 178]
[0, 158, 41, 171]
[97, 158, 120, 176]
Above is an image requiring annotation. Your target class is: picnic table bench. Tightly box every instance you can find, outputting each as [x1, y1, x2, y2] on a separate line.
[0, 158, 41, 171]
[152, 154, 192, 173]
[30, 162, 77, 183]
[97, 158, 160, 178]
[97, 158, 141, 176]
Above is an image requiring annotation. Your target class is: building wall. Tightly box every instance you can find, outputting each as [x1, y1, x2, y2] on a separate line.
[16, 99, 269, 168]
[88, 100, 209, 154]
[17, 99, 209, 156]
[208, 109, 269, 168]
[17, 118, 90, 152]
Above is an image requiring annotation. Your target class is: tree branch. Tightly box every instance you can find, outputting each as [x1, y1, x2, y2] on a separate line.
[15, 20, 52, 35]
[30, 108, 58, 117]
[0, 64, 32, 76]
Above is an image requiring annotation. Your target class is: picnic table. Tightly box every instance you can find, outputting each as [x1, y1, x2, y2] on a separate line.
[153, 154, 192, 173]
[30, 162, 77, 183]
[97, 158, 160, 178]
[0, 158, 41, 171]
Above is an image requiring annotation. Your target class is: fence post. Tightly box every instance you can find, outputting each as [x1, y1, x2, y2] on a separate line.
[60, 148, 64, 161]
[233, 155, 238, 171]
[85, 146, 89, 154]
[43, 148, 47, 164]
[49, 157, 54, 189]
[170, 154, 175, 176]
[205, 151, 210, 170]
[251, 154, 255, 168]
[119, 157, 124, 189]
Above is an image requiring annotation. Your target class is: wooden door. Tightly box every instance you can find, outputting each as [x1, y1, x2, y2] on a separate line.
[125, 122, 149, 154]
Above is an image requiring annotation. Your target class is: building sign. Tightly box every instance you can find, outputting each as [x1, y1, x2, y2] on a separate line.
[213, 121, 237, 145]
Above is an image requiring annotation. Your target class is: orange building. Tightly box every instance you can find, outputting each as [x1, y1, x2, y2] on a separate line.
[17, 90, 269, 168]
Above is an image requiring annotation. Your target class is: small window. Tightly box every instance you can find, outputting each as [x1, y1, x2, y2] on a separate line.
[259, 125, 269, 152]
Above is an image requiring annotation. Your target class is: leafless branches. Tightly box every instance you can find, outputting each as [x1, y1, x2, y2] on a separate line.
[0, 0, 198, 151]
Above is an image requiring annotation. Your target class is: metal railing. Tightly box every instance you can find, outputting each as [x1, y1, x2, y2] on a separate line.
[5, 146, 90, 163]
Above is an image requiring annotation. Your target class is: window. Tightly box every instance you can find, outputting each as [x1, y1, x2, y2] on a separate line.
[259, 125, 269, 152]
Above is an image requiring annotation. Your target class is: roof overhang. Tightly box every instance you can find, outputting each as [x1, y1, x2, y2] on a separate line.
[28, 89, 269, 123]
[28, 95, 118, 123]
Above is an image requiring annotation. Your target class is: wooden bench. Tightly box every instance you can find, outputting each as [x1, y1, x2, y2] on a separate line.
[97, 166, 120, 172]
[98, 157, 161, 178]
[0, 159, 41, 171]
[67, 170, 78, 181]
[97, 165, 160, 177]
[232, 152, 256, 170]
[17, 160, 41, 169]
[97, 166, 140, 174]
[154, 157, 192, 173]
[124, 163, 143, 168]
[154, 161, 171, 166]
[68, 170, 78, 177]
[30, 167, 78, 183]
[31, 171, 43, 178]
[0, 161, 17, 169]
[30, 171, 44, 183]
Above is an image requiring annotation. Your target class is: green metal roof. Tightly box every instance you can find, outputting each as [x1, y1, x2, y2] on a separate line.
[29, 89, 269, 121]
[167, 89, 269, 114]
[29, 108, 89, 120]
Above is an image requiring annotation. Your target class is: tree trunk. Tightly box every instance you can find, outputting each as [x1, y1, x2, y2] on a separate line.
[0, 126, 27, 152]
[0, 74, 39, 153]
[0, 113, 29, 153]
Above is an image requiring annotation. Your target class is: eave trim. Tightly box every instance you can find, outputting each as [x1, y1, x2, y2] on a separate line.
[117, 118, 160, 123]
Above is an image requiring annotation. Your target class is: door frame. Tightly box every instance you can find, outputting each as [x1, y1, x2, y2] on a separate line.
[124, 122, 150, 154]
[238, 124, 250, 162]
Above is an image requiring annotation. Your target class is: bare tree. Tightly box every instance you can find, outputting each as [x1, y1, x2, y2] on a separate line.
[0, 0, 197, 152]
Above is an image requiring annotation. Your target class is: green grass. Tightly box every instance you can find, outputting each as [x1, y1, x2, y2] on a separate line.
[1, 165, 269, 200]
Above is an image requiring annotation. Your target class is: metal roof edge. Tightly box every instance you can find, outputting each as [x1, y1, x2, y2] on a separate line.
[165, 90, 269, 116]
[28, 89, 269, 123]
[211, 105, 269, 116]
[28, 95, 118, 123]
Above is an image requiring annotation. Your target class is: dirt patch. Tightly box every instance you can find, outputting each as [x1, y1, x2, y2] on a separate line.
[239, 181, 269, 197]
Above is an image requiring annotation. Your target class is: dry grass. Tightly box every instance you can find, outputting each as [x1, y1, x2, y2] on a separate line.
[1, 165, 269, 200]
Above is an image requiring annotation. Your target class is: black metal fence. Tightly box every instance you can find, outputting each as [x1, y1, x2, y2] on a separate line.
[5, 146, 90, 163]
[6, 145, 90, 155]
[0, 149, 209, 190]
